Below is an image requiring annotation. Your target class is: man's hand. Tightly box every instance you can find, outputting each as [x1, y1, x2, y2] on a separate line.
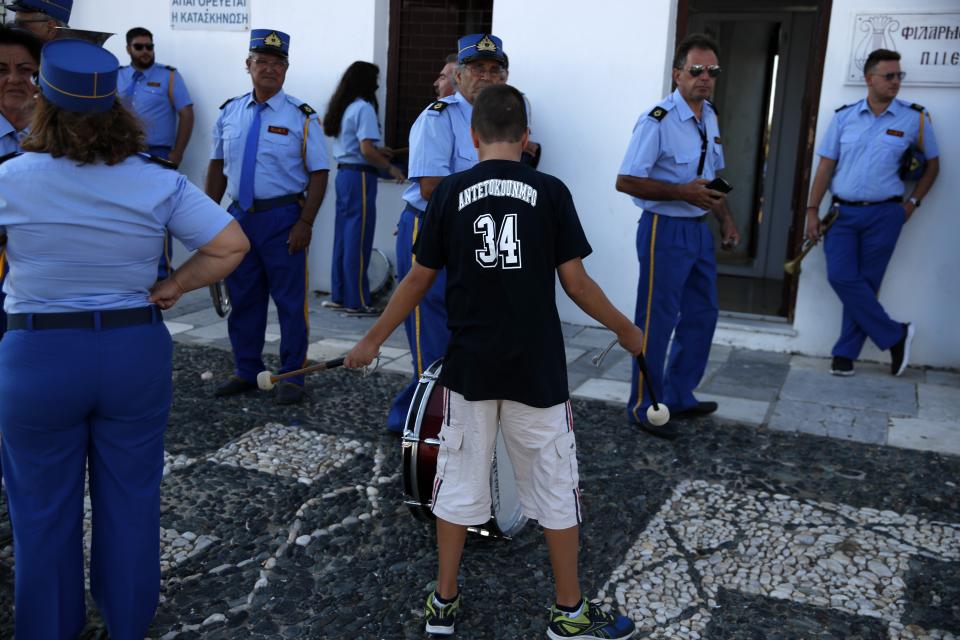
[804, 208, 823, 244]
[287, 220, 313, 254]
[148, 276, 185, 310]
[683, 178, 725, 211]
[167, 149, 184, 167]
[387, 164, 406, 183]
[903, 201, 917, 222]
[720, 216, 740, 250]
[344, 337, 380, 369]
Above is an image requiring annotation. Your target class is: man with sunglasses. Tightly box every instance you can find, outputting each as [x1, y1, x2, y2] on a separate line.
[385, 33, 510, 435]
[3, 0, 71, 43]
[616, 32, 740, 440]
[805, 48, 939, 378]
[118, 27, 195, 281]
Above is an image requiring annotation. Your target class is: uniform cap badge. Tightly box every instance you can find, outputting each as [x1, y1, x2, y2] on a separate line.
[265, 32, 283, 47]
[477, 35, 497, 52]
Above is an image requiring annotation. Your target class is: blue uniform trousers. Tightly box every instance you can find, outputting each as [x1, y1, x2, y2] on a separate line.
[0, 318, 171, 640]
[149, 145, 175, 281]
[226, 201, 309, 386]
[628, 213, 718, 423]
[331, 168, 377, 309]
[0, 251, 6, 341]
[386, 205, 449, 433]
[824, 201, 905, 359]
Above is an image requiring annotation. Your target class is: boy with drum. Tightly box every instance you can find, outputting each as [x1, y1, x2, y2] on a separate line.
[345, 84, 641, 639]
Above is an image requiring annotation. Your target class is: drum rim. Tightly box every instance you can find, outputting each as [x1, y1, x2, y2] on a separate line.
[367, 248, 391, 295]
[402, 359, 443, 517]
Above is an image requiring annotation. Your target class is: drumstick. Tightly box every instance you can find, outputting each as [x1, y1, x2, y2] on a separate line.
[593, 338, 670, 426]
[257, 358, 344, 391]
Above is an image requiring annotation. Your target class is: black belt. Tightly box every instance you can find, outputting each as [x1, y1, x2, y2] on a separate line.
[832, 196, 902, 207]
[6, 306, 162, 331]
[338, 163, 378, 174]
[235, 193, 302, 213]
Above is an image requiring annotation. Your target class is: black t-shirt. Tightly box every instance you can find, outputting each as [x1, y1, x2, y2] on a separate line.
[413, 159, 592, 408]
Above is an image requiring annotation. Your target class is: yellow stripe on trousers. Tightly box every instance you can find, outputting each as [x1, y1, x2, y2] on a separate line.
[358, 172, 368, 307]
[632, 214, 658, 422]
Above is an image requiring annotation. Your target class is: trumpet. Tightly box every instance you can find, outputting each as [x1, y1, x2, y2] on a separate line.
[209, 280, 232, 317]
[784, 207, 840, 276]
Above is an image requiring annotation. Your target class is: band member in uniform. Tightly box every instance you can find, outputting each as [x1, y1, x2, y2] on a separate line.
[207, 29, 330, 405]
[386, 33, 508, 434]
[346, 84, 640, 640]
[0, 25, 40, 342]
[323, 61, 404, 313]
[4, 0, 72, 42]
[434, 53, 457, 100]
[0, 39, 247, 639]
[805, 48, 939, 377]
[118, 26, 195, 280]
[616, 33, 740, 440]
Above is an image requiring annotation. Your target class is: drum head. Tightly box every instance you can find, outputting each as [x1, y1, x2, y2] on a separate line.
[367, 248, 393, 298]
[489, 429, 528, 537]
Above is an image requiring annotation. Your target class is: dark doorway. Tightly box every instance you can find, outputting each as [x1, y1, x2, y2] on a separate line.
[678, 0, 832, 319]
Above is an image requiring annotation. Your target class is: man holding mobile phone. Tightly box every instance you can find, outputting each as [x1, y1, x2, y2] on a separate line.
[615, 33, 740, 439]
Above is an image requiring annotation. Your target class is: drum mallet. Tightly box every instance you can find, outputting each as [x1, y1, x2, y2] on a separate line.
[593, 338, 670, 426]
[257, 357, 344, 391]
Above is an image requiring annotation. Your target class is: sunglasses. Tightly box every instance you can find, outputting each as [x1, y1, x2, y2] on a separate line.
[132, 43, 154, 52]
[688, 64, 722, 78]
[873, 71, 906, 81]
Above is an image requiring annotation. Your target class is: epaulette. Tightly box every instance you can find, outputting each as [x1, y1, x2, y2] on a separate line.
[835, 104, 852, 112]
[0, 151, 21, 165]
[298, 103, 317, 117]
[706, 100, 719, 118]
[647, 106, 668, 122]
[138, 152, 177, 169]
[909, 103, 924, 112]
[164, 64, 177, 71]
[428, 100, 450, 114]
[220, 95, 242, 110]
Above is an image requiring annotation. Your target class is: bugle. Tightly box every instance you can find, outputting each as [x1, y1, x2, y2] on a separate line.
[784, 207, 839, 276]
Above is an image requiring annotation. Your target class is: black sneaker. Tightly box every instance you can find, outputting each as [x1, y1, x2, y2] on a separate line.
[890, 322, 915, 377]
[214, 376, 257, 397]
[342, 305, 382, 317]
[423, 590, 460, 636]
[274, 382, 305, 405]
[670, 401, 719, 419]
[830, 356, 855, 377]
[633, 418, 679, 440]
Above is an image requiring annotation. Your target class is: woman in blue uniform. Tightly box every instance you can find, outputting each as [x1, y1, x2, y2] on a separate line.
[0, 39, 248, 639]
[323, 61, 404, 312]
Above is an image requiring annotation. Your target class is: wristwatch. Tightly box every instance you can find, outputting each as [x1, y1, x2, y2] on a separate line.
[908, 197, 921, 208]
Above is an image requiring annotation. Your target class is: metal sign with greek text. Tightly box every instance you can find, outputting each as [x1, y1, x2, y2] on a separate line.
[847, 12, 960, 86]
[170, 0, 249, 31]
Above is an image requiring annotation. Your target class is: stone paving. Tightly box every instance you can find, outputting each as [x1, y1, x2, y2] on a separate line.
[0, 288, 958, 638]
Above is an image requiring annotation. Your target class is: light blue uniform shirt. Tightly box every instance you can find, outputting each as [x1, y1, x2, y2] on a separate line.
[0, 114, 27, 156]
[332, 98, 381, 165]
[117, 63, 192, 148]
[402, 92, 476, 211]
[212, 89, 330, 202]
[0, 153, 232, 313]
[817, 98, 939, 202]
[619, 88, 725, 218]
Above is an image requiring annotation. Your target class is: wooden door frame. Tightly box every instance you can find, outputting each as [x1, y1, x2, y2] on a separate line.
[675, 0, 833, 322]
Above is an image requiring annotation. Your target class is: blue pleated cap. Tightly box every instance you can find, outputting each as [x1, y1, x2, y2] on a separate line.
[249, 29, 290, 57]
[457, 34, 506, 65]
[4, 0, 72, 24]
[39, 39, 119, 113]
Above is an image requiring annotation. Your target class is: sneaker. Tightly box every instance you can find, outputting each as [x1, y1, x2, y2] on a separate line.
[214, 376, 257, 397]
[424, 590, 460, 636]
[634, 419, 679, 440]
[890, 323, 915, 377]
[342, 305, 382, 317]
[274, 381, 305, 405]
[320, 300, 343, 308]
[547, 599, 636, 639]
[830, 356, 855, 377]
[670, 401, 718, 419]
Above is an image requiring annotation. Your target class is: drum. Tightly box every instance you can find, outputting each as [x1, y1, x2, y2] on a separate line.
[367, 248, 393, 301]
[401, 359, 528, 539]
[209, 280, 231, 317]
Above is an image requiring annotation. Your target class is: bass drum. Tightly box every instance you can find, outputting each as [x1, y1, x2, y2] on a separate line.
[367, 248, 394, 302]
[401, 359, 527, 539]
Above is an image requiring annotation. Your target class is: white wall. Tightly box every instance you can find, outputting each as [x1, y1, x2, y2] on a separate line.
[69, 0, 404, 294]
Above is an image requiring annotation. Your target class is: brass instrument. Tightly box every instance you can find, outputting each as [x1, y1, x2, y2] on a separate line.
[784, 207, 839, 276]
[209, 281, 232, 317]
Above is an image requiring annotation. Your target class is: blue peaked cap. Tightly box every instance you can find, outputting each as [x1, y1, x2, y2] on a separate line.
[4, 0, 72, 24]
[457, 34, 506, 65]
[39, 39, 118, 113]
[249, 29, 290, 57]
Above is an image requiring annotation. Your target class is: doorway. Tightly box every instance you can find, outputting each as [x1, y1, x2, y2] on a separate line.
[679, 0, 832, 319]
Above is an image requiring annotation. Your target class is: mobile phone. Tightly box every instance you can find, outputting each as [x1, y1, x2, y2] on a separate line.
[706, 177, 733, 194]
